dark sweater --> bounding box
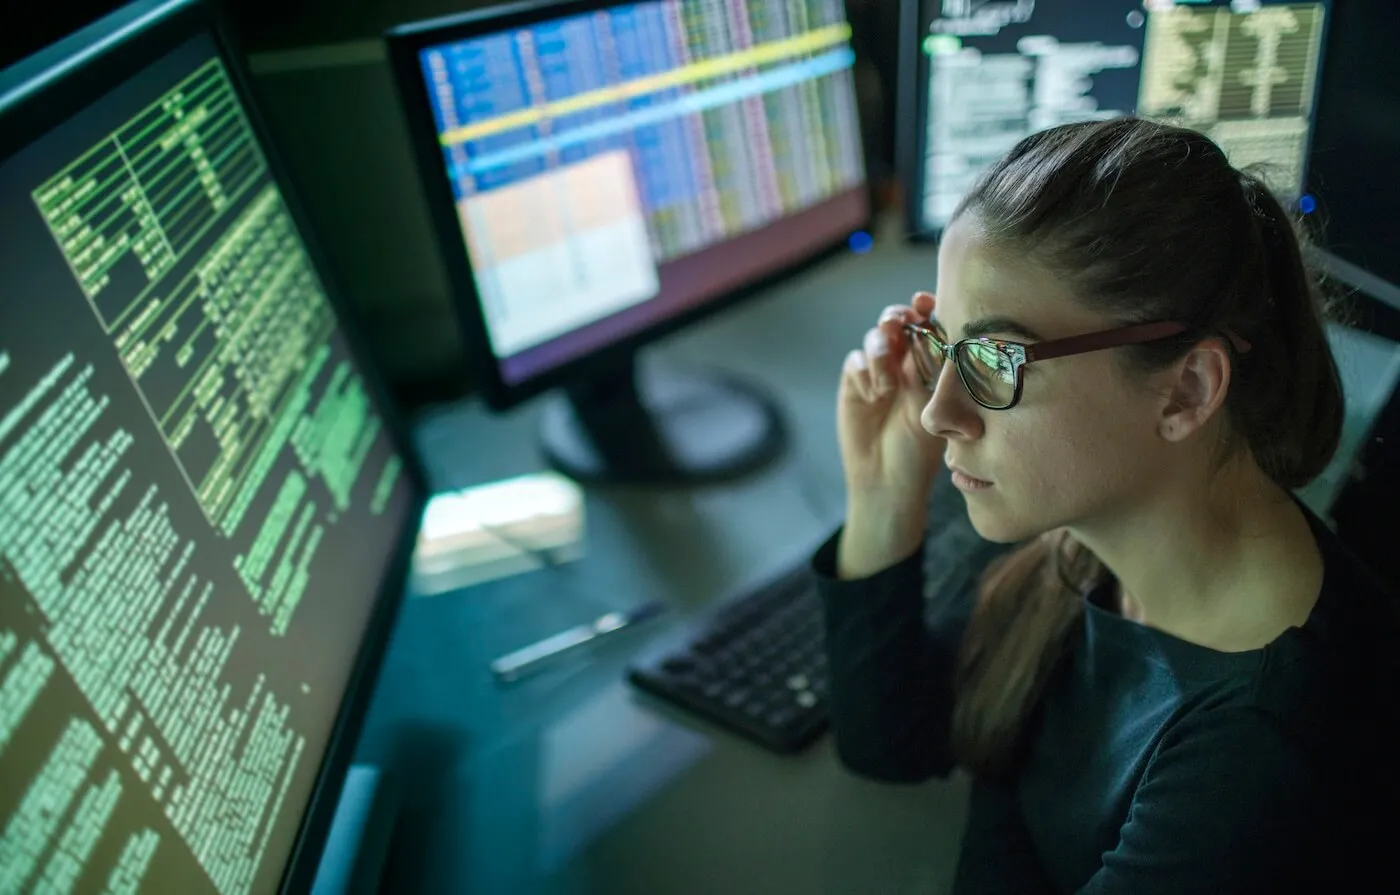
[814,486,1400,894]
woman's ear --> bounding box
[1160,338,1232,442]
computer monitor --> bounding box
[387,0,871,485]
[897,0,1329,239]
[1304,0,1400,305]
[0,1,426,892]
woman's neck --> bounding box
[1069,461,1324,652]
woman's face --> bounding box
[925,216,1175,543]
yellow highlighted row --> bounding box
[436,22,852,146]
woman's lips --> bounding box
[947,459,993,491]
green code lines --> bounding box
[369,457,403,516]
[25,54,399,639]
[233,469,321,636]
[289,362,380,514]
[96,179,337,534]
[32,59,264,320]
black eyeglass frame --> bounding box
[902,318,1252,410]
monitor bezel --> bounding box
[386,0,872,412]
[0,2,430,892]
[894,0,1333,244]
[894,0,937,244]
[1302,0,1400,297]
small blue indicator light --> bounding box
[849,230,874,253]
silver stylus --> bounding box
[490,602,667,682]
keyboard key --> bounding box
[662,656,696,676]
[766,706,798,729]
[626,563,829,754]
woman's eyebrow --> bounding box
[961,315,1043,342]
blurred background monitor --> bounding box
[387,0,871,486]
[898,0,1330,239]
[1304,0,1400,305]
[0,0,426,891]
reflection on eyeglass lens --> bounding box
[958,342,1016,405]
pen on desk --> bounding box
[490,601,667,683]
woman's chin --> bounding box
[965,498,1037,544]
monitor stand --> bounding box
[310,765,397,895]
[539,355,786,486]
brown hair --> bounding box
[947,118,1346,776]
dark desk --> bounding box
[352,230,973,894]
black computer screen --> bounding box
[0,21,417,895]
[393,0,870,392]
[1305,0,1400,290]
[902,0,1327,236]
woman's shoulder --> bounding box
[1259,524,1400,865]
[1248,515,1400,758]
[1301,513,1400,665]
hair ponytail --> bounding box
[944,119,1346,776]
[1230,172,1345,487]
[950,531,1101,775]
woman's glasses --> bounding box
[902,318,1252,410]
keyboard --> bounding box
[627,561,829,753]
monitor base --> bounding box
[310,765,396,895]
[539,359,786,486]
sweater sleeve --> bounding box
[813,476,1016,782]
[813,528,956,781]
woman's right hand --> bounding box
[835,291,947,578]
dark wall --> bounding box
[2,2,127,68]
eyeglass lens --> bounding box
[956,341,1016,408]
[909,327,1017,409]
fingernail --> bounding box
[867,331,888,357]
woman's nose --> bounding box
[921,359,984,441]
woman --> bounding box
[818,117,1400,893]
